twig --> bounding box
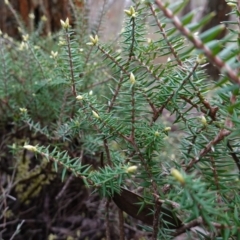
[130,85,136,142]
[227,141,240,174]
[152,200,161,240]
[9,220,25,240]
[64,29,77,97]
[185,128,231,171]
[173,216,240,237]
[153,193,180,209]
[172,217,202,236]
[103,139,112,166]
[105,199,111,240]
[118,208,125,240]
[55,173,75,200]
[149,3,182,66]
[210,156,220,191]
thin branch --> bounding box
[173,216,240,237]
[107,74,125,112]
[55,149,84,200]
[155,0,240,85]
[118,208,125,240]
[149,3,182,66]
[103,139,112,166]
[227,141,240,174]
[105,199,111,240]
[65,30,77,97]
[9,220,25,240]
[128,16,136,61]
[55,173,75,200]
[132,55,163,83]
[185,127,231,172]
[172,217,202,236]
[210,156,220,191]
[97,45,129,75]
[152,92,174,123]
[152,200,161,240]
[130,85,136,142]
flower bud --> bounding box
[19,108,27,113]
[164,127,171,132]
[197,54,206,64]
[29,13,35,19]
[87,35,99,46]
[200,115,207,126]
[227,2,236,8]
[50,51,58,59]
[22,34,29,42]
[124,6,137,18]
[92,110,100,119]
[24,145,37,152]
[129,72,136,84]
[76,95,83,100]
[154,131,160,137]
[41,15,47,22]
[171,168,185,184]
[126,165,138,173]
[60,18,70,29]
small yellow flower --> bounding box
[23,145,37,152]
[87,35,99,46]
[50,51,58,59]
[60,17,70,29]
[22,34,29,42]
[92,110,100,119]
[171,168,185,184]
[19,108,27,113]
[76,95,83,100]
[126,165,138,173]
[129,72,136,84]
[197,54,206,64]
[124,6,137,18]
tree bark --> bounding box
[0,0,84,38]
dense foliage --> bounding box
[1,0,240,239]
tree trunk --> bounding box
[0,0,84,38]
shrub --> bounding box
[1,0,240,239]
